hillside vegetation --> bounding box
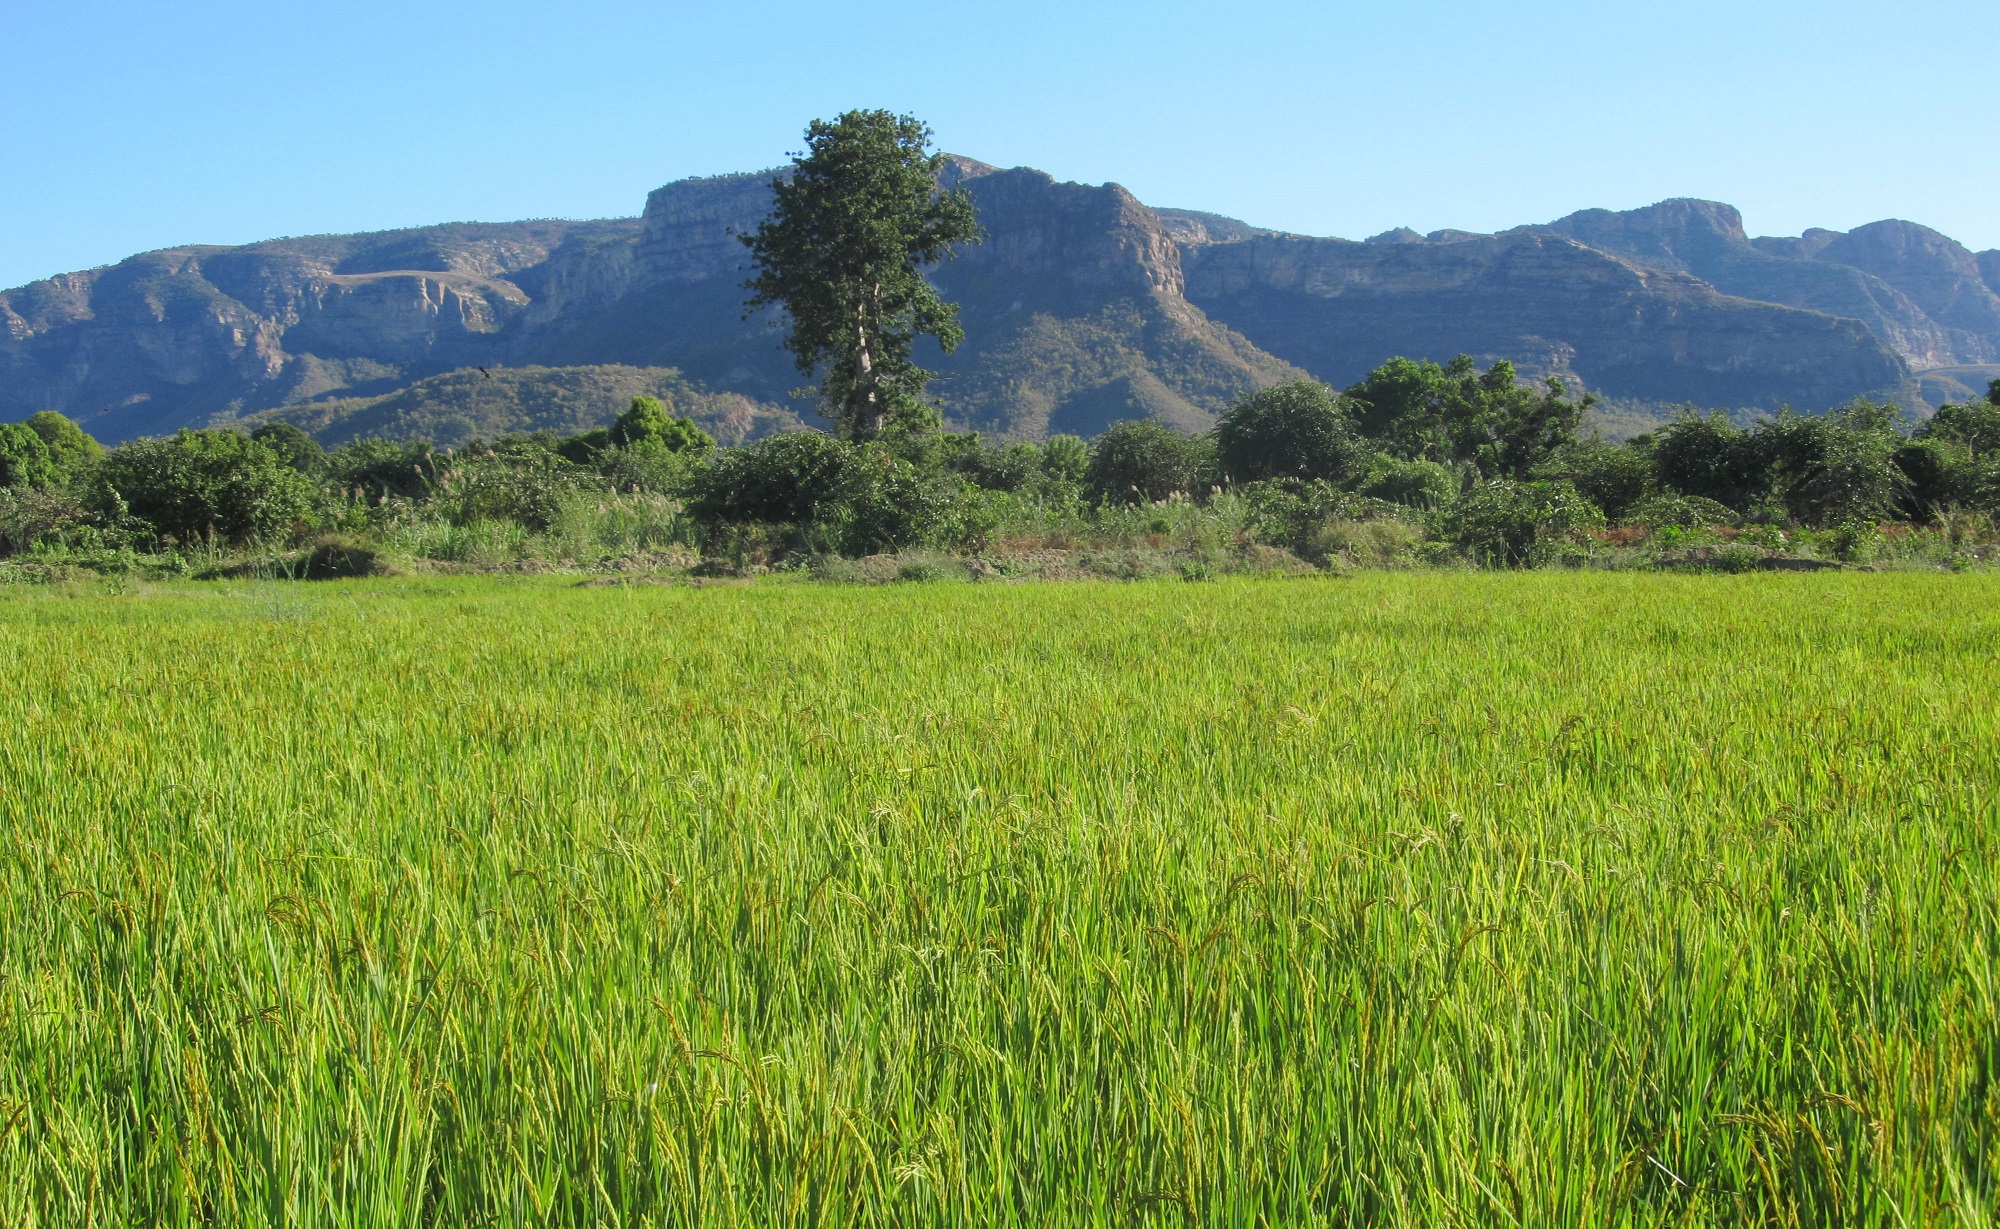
[255,364,803,448]
[4,360,1998,583]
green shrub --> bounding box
[300,533,394,579]
[1214,381,1367,484]
[328,438,442,502]
[1355,455,1457,509]
[249,422,327,475]
[0,486,94,555]
[1532,438,1654,521]
[1626,492,1737,529]
[1440,480,1604,565]
[1758,405,1902,528]
[1651,412,1766,512]
[687,433,978,556]
[688,432,864,528]
[612,396,715,454]
[0,423,57,491]
[24,412,103,478]
[1085,420,1211,505]
[1243,479,1406,562]
[430,438,590,532]
[97,429,317,544]
[557,429,615,467]
[1040,435,1090,484]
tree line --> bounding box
[2,367,1995,570]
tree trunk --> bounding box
[853,298,881,438]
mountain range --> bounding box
[4,156,1997,445]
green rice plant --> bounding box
[0,573,1994,1226]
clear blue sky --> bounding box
[3,0,1996,291]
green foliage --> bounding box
[1342,355,1590,479]
[686,431,979,555]
[1757,404,1903,528]
[1900,396,2000,519]
[0,423,57,491]
[1213,380,1367,484]
[1651,412,1768,513]
[611,396,716,454]
[0,486,94,555]
[743,110,982,439]
[1440,478,1604,564]
[249,421,327,475]
[1923,396,2000,453]
[1242,478,1405,562]
[1354,455,1458,509]
[1532,437,1655,521]
[327,438,442,502]
[96,429,317,544]
[1040,434,1090,484]
[24,411,103,477]
[687,431,864,528]
[430,436,589,532]
[1627,492,1738,529]
[1084,420,1212,505]
[556,429,614,467]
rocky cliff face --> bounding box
[1532,201,1963,366]
[0,221,635,440]
[3,165,1992,442]
[1180,228,1905,409]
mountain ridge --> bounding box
[5,161,1995,444]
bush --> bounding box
[1440,480,1604,565]
[688,432,864,528]
[1758,405,1902,528]
[1040,435,1090,484]
[687,433,977,556]
[1214,381,1367,484]
[1355,455,1457,508]
[430,437,590,531]
[612,396,715,454]
[0,486,94,555]
[328,438,442,502]
[1532,439,1654,521]
[24,412,104,478]
[97,429,318,544]
[1243,479,1404,562]
[1626,492,1737,529]
[1085,420,1211,505]
[1652,412,1766,512]
[1307,518,1425,568]
[249,422,327,475]
[0,423,57,491]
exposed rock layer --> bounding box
[4,165,1994,442]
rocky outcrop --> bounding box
[1180,230,1906,409]
[1794,221,2000,358]
[2,167,1991,442]
[1532,201,1965,366]
[913,170,1301,436]
[0,220,635,439]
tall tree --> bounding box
[744,111,981,440]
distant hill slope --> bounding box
[6,160,1997,443]
[250,364,804,447]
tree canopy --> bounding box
[743,111,981,441]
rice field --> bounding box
[0,572,1995,1226]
